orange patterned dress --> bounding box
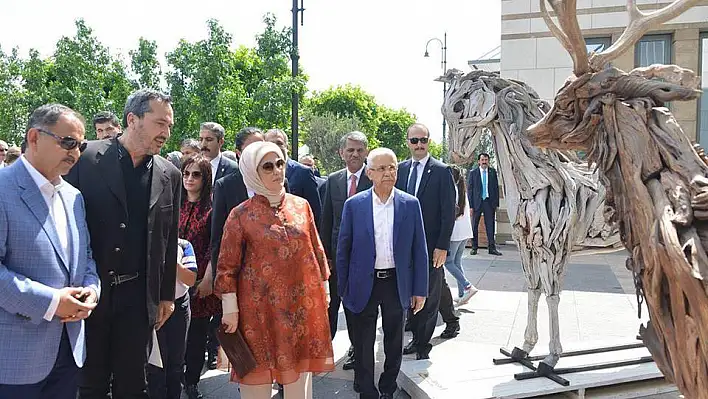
[214,193,334,385]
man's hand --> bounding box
[56,287,97,322]
[222,312,239,334]
[155,300,175,331]
[432,249,448,268]
[195,279,213,298]
[411,296,426,315]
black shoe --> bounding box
[343,355,356,370]
[207,352,217,370]
[404,319,412,332]
[440,325,460,339]
[471,248,478,255]
[416,352,430,360]
[489,249,502,256]
[380,393,394,399]
[347,345,354,357]
[403,340,417,355]
[353,381,361,393]
[185,385,203,399]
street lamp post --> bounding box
[291,0,305,160]
[424,32,447,159]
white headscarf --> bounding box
[239,141,285,207]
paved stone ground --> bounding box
[189,245,681,398]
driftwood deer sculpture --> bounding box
[440,69,621,369]
[526,0,707,397]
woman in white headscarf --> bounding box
[214,141,333,399]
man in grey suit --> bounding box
[0,104,100,399]
[199,122,238,183]
[320,131,372,373]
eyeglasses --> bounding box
[260,159,286,173]
[370,165,397,174]
[183,170,203,179]
[37,128,88,152]
[408,137,429,145]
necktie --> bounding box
[349,174,358,197]
[482,170,488,200]
[407,161,420,195]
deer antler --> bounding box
[589,0,699,71]
[540,0,590,76]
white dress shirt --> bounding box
[20,156,69,321]
[373,190,396,270]
[346,165,365,184]
[407,154,430,195]
[210,153,222,184]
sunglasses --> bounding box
[261,159,286,173]
[37,128,88,152]
[408,137,429,145]
[183,170,203,179]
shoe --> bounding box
[347,345,354,357]
[343,355,356,370]
[470,248,478,255]
[403,340,417,355]
[489,249,502,256]
[207,352,217,370]
[353,380,361,393]
[404,319,412,332]
[416,352,430,360]
[456,286,479,307]
[185,384,204,399]
[380,393,394,399]
[440,324,460,339]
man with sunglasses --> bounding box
[66,89,181,399]
[395,123,457,359]
[0,104,100,399]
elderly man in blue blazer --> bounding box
[337,147,429,399]
[0,104,100,399]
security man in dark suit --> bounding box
[320,131,372,372]
[66,89,181,398]
[467,153,502,256]
[395,123,457,359]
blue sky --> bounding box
[0,0,500,142]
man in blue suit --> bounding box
[337,148,429,399]
[265,128,322,226]
[0,104,100,399]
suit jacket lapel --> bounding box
[416,158,433,198]
[357,172,372,192]
[17,165,70,272]
[393,190,403,247]
[397,160,411,190]
[150,159,169,210]
[363,190,374,239]
[59,187,79,276]
[97,142,127,213]
[338,170,348,198]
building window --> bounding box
[635,34,672,67]
[586,37,612,54]
[699,33,708,146]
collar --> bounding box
[412,154,430,168]
[346,165,365,181]
[372,188,395,206]
[210,153,222,169]
[117,138,153,169]
[20,155,64,193]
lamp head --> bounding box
[424,51,429,57]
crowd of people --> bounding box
[0,88,503,399]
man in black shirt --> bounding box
[66,89,181,398]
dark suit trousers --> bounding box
[147,293,191,399]
[80,279,152,399]
[0,328,79,399]
[328,271,357,346]
[352,274,404,399]
[411,266,443,357]
[439,276,459,327]
[472,199,497,250]
[184,316,210,386]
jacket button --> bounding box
[119,223,126,229]
[114,247,121,252]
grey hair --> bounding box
[366,147,397,167]
[265,128,288,145]
[222,150,237,162]
[339,131,368,149]
[200,122,226,141]
[180,138,199,151]
[27,103,85,134]
[122,89,172,127]
[299,154,314,163]
[0,140,7,149]
[166,151,182,169]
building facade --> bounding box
[500,0,708,143]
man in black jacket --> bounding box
[320,131,372,372]
[467,153,502,256]
[66,89,181,398]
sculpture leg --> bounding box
[542,294,562,367]
[521,288,542,354]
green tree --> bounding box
[307,84,379,134]
[130,38,162,90]
[376,106,416,160]
[302,112,365,174]
[0,46,27,143]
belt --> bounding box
[108,271,140,286]
[375,269,396,279]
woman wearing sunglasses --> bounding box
[215,141,333,399]
[179,155,222,399]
